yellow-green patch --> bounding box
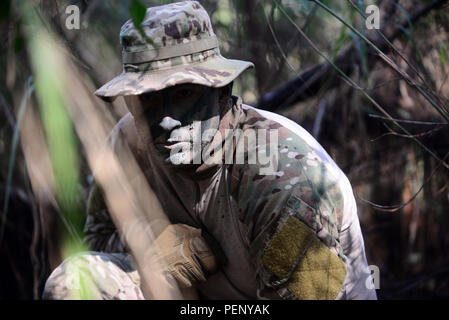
[262,216,346,300]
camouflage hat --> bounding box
[95,1,254,101]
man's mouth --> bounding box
[153,140,192,154]
[151,126,217,165]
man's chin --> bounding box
[163,153,221,178]
[163,152,197,168]
[151,141,221,174]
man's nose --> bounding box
[159,116,181,131]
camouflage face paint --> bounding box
[124,84,221,167]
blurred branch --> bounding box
[0,92,16,129]
[0,77,34,245]
[368,114,449,126]
[370,122,445,141]
[264,5,312,90]
[256,0,449,111]
[357,151,449,212]
[342,76,403,90]
[20,11,184,297]
[347,0,433,90]
[343,0,449,118]
[394,264,449,295]
[270,0,449,170]
[302,0,449,121]
[263,0,296,72]
[241,0,270,94]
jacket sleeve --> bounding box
[83,181,126,253]
[239,152,348,300]
[252,193,347,300]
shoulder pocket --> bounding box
[262,214,346,300]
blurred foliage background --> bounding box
[0,0,448,299]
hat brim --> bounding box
[95,54,254,101]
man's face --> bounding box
[124,84,225,167]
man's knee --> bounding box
[42,252,144,300]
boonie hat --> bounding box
[95,0,254,101]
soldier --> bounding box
[43,1,377,300]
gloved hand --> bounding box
[153,223,218,288]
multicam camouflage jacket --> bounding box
[85,95,377,300]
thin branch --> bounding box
[394,264,449,294]
[311,0,449,122]
[263,0,296,72]
[0,77,34,245]
[357,152,449,212]
[338,73,404,91]
[256,0,449,111]
[368,114,449,125]
[370,122,445,141]
[273,0,449,170]
[347,0,432,92]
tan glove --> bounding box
[153,223,218,288]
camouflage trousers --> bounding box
[43,252,145,300]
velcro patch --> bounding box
[262,216,346,300]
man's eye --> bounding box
[175,89,195,99]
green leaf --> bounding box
[130,0,147,29]
[129,0,156,48]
